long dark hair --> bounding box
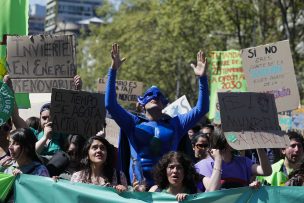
[152,151,199,194]
[66,134,86,162]
[81,136,114,183]
[10,128,41,163]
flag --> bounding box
[0,0,29,79]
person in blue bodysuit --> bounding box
[105,43,209,188]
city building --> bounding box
[29,4,46,35]
[45,0,103,34]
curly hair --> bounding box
[80,136,115,184]
[152,151,199,194]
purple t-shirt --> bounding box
[195,156,253,190]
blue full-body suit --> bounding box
[105,68,209,187]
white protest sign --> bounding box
[241,40,300,112]
[162,95,191,117]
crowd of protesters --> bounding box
[0,43,304,202]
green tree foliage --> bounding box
[77,0,304,105]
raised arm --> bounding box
[177,51,209,133]
[251,149,272,176]
[105,43,137,129]
[202,149,222,192]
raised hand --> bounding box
[111,43,126,70]
[44,122,53,140]
[190,50,208,77]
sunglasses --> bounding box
[195,143,209,149]
[0,123,12,132]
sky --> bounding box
[30,0,46,6]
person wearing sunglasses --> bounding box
[105,43,209,188]
[191,132,209,163]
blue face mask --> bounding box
[137,86,168,107]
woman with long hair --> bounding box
[3,128,49,176]
[70,136,128,192]
[149,151,200,201]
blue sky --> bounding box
[30,0,46,5]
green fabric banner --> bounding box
[0,173,15,202]
[208,50,247,120]
[15,93,31,109]
[0,81,15,125]
[0,0,29,78]
[13,174,304,203]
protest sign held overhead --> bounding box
[105,117,120,147]
[241,40,300,112]
[291,108,304,134]
[97,78,143,103]
[208,50,247,120]
[162,95,191,117]
[6,35,76,93]
[218,92,289,150]
[50,88,106,138]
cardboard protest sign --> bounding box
[6,35,76,93]
[12,78,75,93]
[208,50,247,120]
[291,108,304,132]
[241,40,300,112]
[278,114,292,132]
[213,89,240,125]
[218,92,289,150]
[105,118,120,147]
[97,78,143,103]
[162,95,191,117]
[50,88,105,138]
[0,81,15,126]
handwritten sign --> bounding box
[241,40,300,112]
[97,78,143,103]
[292,108,304,131]
[162,95,191,117]
[51,88,105,138]
[218,92,288,149]
[208,50,247,120]
[6,35,76,92]
[278,114,292,132]
[105,118,120,147]
[11,78,75,93]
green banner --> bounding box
[13,174,304,203]
[0,81,15,125]
[0,173,15,202]
[0,0,29,78]
[208,50,247,120]
[15,93,31,109]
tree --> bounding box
[78,0,304,105]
